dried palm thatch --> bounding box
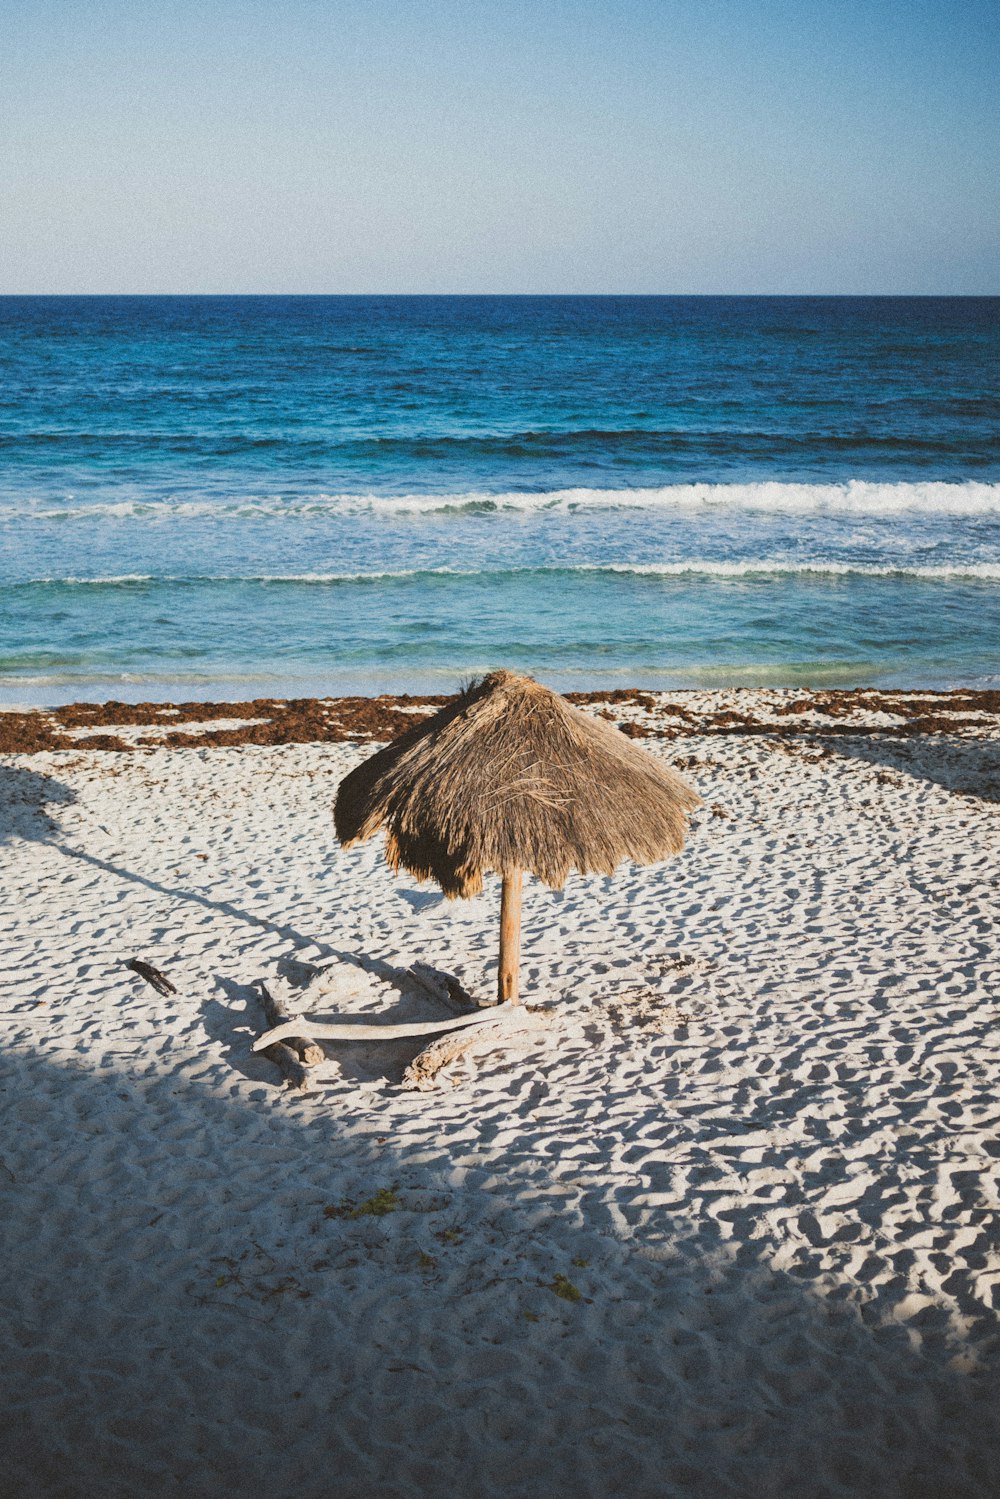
[336,672,701,1006]
[336,670,700,899]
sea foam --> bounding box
[5,480,1000,523]
[15,560,1000,587]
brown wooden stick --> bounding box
[497,869,523,1005]
[257,980,324,1065]
[125,958,177,997]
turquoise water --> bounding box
[1,296,997,701]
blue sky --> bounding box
[1,0,996,292]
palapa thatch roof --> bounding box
[334,670,701,898]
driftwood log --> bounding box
[257,981,325,1064]
[255,980,324,1091]
[251,960,550,1090]
[401,1007,549,1091]
[260,1040,312,1092]
[252,1003,550,1091]
[253,1007,501,1051]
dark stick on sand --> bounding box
[124,958,177,997]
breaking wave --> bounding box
[15,560,1000,587]
[4,480,1000,523]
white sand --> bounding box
[1,691,998,1498]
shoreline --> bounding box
[2,658,998,712]
[2,684,998,757]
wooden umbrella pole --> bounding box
[498,868,523,1005]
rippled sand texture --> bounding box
[1,691,998,1498]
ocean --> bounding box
[1,295,997,703]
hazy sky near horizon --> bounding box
[1,0,997,294]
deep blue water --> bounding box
[1,295,997,701]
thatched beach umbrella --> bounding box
[334,671,701,1005]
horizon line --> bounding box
[2,290,999,299]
